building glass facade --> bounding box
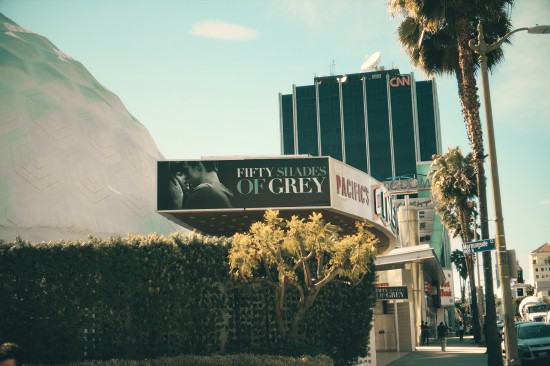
[279,94,294,155]
[415,80,440,162]
[365,73,393,180]
[389,74,417,179]
[318,82,342,161]
[342,77,368,173]
[295,85,318,156]
[279,69,441,183]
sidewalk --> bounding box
[378,335,487,366]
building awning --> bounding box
[375,244,445,284]
[160,207,395,255]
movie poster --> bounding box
[157,157,331,210]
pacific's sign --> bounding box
[335,175,369,205]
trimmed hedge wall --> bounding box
[31,354,334,366]
[0,233,375,365]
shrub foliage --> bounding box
[229,210,378,343]
[0,231,376,365]
[31,354,334,366]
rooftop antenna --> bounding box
[330,60,337,76]
[360,51,382,72]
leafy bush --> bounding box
[30,354,334,366]
[0,233,375,365]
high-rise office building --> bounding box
[279,69,441,182]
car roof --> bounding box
[517,321,550,327]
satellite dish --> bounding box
[360,51,381,72]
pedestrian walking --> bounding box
[420,321,430,345]
[458,320,465,341]
[437,321,449,351]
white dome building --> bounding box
[0,14,180,242]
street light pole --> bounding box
[469,23,550,366]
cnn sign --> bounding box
[389,75,411,87]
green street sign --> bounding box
[463,238,496,254]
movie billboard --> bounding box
[157,157,331,210]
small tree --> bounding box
[525,284,535,296]
[450,249,468,303]
[228,210,378,342]
[455,300,470,322]
[513,296,526,319]
[430,147,481,342]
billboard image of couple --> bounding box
[157,158,331,211]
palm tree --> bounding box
[430,147,480,342]
[387,1,513,364]
[525,284,535,296]
[450,249,468,303]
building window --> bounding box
[536,275,539,279]
[536,268,539,272]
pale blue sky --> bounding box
[1,0,549,284]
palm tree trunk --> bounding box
[466,254,480,341]
[459,206,481,343]
[454,12,502,366]
[459,208,481,343]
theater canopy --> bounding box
[374,244,445,284]
[157,156,396,255]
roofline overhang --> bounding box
[375,244,445,284]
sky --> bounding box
[1,0,549,288]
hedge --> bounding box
[0,233,375,365]
[30,354,334,366]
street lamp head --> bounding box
[527,25,550,34]
[337,75,348,83]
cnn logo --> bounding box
[389,75,411,87]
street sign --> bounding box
[375,286,408,300]
[463,238,496,254]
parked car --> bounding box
[502,322,550,364]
